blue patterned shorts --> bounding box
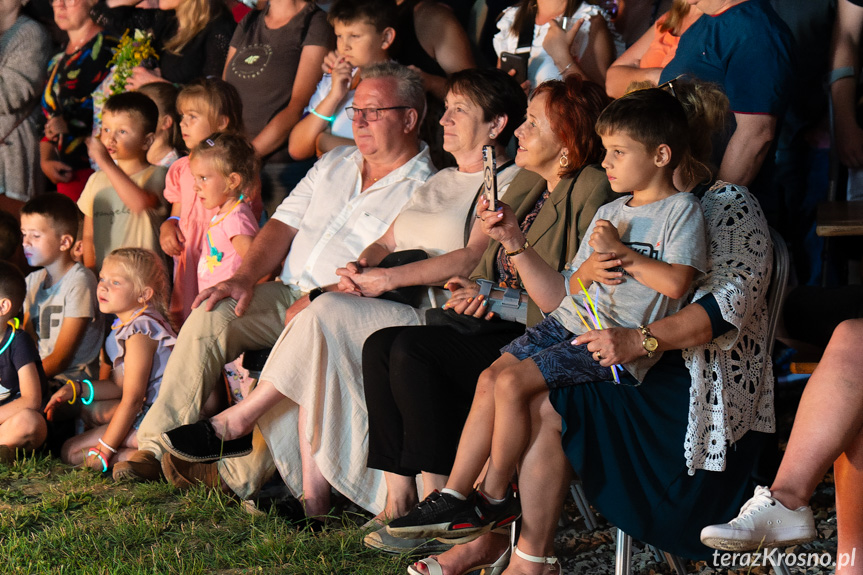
[500,316,613,390]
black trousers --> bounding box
[362,323,524,476]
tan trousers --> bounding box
[136,281,301,498]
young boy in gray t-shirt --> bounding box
[20,195,104,383]
[503,88,707,386]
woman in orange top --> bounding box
[605,0,701,98]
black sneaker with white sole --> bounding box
[387,486,520,543]
[386,491,473,539]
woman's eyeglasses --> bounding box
[345,106,411,122]
[657,75,685,99]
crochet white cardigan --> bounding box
[682,181,775,474]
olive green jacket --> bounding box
[470,165,615,326]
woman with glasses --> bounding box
[161,68,527,522]
[40,0,118,200]
[0,0,51,202]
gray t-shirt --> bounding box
[550,192,707,381]
[24,263,104,380]
[225,4,334,164]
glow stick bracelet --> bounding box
[87,449,108,473]
[98,438,117,454]
[66,380,77,404]
[81,379,95,405]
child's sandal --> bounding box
[513,546,560,573]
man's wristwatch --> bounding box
[308,287,325,301]
[638,325,658,358]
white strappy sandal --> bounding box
[406,546,511,575]
[513,546,560,573]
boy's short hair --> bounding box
[103,92,159,135]
[0,261,26,316]
[0,210,21,261]
[595,88,689,170]
[328,0,397,31]
[21,193,82,239]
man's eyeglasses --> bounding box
[346,106,411,122]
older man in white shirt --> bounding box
[115,63,435,485]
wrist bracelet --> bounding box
[309,107,335,123]
[167,216,180,223]
[87,449,108,473]
[66,379,77,405]
[505,239,530,257]
[829,66,855,85]
[98,438,117,454]
[80,379,95,405]
[560,61,573,75]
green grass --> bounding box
[0,454,406,574]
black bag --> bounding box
[425,306,524,336]
[376,249,430,307]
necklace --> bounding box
[111,305,149,331]
[66,25,98,55]
[205,195,244,272]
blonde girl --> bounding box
[158,79,261,326]
[189,133,260,290]
[137,82,184,167]
[45,248,176,472]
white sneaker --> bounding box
[700,486,816,551]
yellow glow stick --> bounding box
[570,298,592,332]
[577,278,603,329]
[576,278,621,383]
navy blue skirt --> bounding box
[549,351,766,559]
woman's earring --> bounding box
[489,132,496,139]
[559,151,569,168]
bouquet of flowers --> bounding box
[107,29,159,95]
[92,29,158,136]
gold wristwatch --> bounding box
[638,325,658,358]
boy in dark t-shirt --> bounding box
[0,261,48,463]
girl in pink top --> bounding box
[158,79,262,326]
[189,133,259,291]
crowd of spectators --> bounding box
[1,0,862,573]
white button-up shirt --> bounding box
[272,144,435,292]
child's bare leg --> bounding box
[0,409,48,450]
[81,399,119,427]
[482,358,548,499]
[115,428,140,462]
[444,353,521,495]
[61,425,107,465]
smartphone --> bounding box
[500,52,528,86]
[482,145,497,211]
